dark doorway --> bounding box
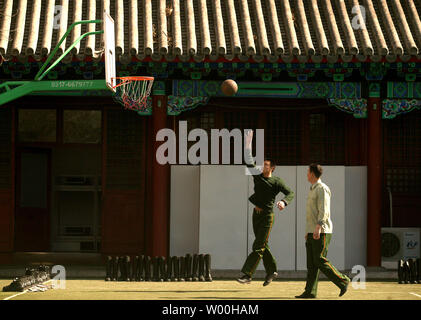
[15,148,51,251]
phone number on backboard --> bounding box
[50,81,96,88]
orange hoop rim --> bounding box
[112,76,154,89]
[113,76,154,81]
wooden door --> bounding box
[101,109,147,254]
[15,148,51,251]
[0,106,14,252]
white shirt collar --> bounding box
[311,179,321,190]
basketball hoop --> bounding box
[112,76,154,111]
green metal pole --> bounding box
[0,80,107,106]
[35,19,103,81]
[36,30,104,81]
[0,20,110,106]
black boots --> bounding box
[144,256,152,281]
[403,260,411,284]
[105,254,212,282]
[192,254,199,281]
[417,258,421,284]
[112,256,119,281]
[172,256,179,281]
[408,259,418,284]
[198,254,205,282]
[137,255,145,281]
[125,256,131,281]
[185,254,193,281]
[166,256,173,281]
[189,254,212,282]
[105,256,112,281]
[118,256,130,281]
[398,259,405,284]
[131,256,139,282]
[204,254,212,282]
[179,257,186,281]
[152,256,160,281]
[159,256,166,281]
[399,259,419,284]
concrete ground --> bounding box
[1,279,421,300]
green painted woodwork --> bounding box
[328,99,368,118]
[369,83,381,98]
[382,99,421,119]
[171,80,361,99]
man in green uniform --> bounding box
[296,164,350,298]
[237,130,294,286]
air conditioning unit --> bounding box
[381,228,420,269]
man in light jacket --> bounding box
[296,164,350,299]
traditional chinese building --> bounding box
[0,0,420,268]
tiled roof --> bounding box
[0,0,420,64]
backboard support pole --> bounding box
[0,80,107,105]
[35,19,103,81]
[0,17,111,106]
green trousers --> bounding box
[241,210,276,276]
[305,233,350,296]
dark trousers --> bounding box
[241,210,276,276]
[305,233,350,296]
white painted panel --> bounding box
[345,167,367,269]
[170,165,200,256]
[247,167,297,271]
[296,166,309,271]
[199,166,249,269]
[296,166,345,271]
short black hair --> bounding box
[264,158,276,171]
[309,163,323,178]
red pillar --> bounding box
[367,97,382,266]
[151,94,170,257]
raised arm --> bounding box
[244,130,256,168]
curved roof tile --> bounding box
[0,0,419,63]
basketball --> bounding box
[221,79,238,96]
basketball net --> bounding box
[112,76,154,111]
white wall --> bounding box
[199,166,248,269]
[169,166,200,256]
[345,167,367,268]
[170,165,367,271]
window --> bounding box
[106,110,145,190]
[266,111,301,165]
[63,110,102,144]
[18,109,56,142]
[384,110,421,194]
[0,107,12,188]
[180,111,216,164]
[308,112,345,165]
[185,111,216,134]
[224,111,258,165]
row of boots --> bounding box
[398,258,420,284]
[105,254,212,282]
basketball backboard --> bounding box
[104,10,116,92]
